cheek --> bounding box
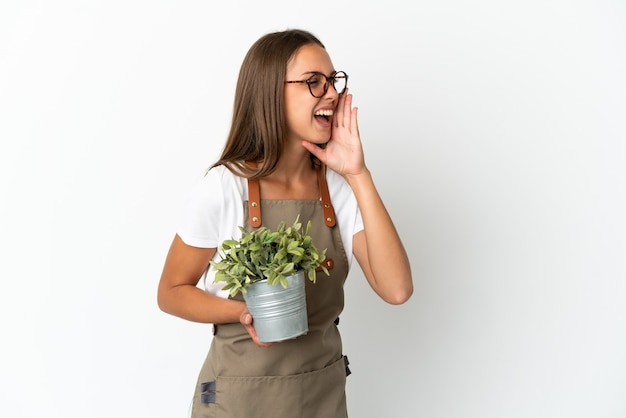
[284,106,301,132]
[284,96,312,131]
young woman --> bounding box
[157,28,413,417]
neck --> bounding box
[259,150,320,200]
[268,141,316,180]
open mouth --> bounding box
[314,109,333,123]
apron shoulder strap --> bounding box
[246,162,262,228]
[245,162,336,228]
[316,164,336,227]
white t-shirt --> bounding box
[177,164,364,298]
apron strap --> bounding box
[246,163,336,228]
[245,162,262,228]
[316,164,336,227]
[247,176,262,228]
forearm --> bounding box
[346,169,413,303]
[158,283,246,324]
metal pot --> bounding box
[243,270,308,343]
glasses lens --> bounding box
[332,72,347,94]
[307,74,326,97]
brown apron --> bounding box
[191,165,351,418]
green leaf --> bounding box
[281,262,295,275]
[221,239,239,249]
[288,247,304,257]
[212,215,328,292]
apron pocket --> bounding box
[214,356,348,418]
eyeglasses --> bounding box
[285,71,348,98]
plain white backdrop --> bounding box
[1,1,625,417]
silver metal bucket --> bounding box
[243,270,308,343]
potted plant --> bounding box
[211,216,330,342]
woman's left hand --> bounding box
[302,90,365,176]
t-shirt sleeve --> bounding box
[176,168,224,248]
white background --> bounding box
[1,1,625,417]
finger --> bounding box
[341,93,353,129]
[251,330,274,347]
[249,328,274,347]
[301,140,327,161]
[340,91,350,127]
[334,89,348,128]
[241,312,274,347]
[351,106,359,136]
[240,310,252,325]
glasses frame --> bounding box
[285,71,348,98]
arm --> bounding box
[157,234,245,323]
[157,234,273,346]
[348,171,413,304]
[301,91,413,304]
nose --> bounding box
[323,81,339,99]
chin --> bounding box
[305,136,329,145]
[314,133,332,144]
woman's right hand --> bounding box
[240,308,275,348]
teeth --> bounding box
[314,109,333,116]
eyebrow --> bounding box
[299,70,338,77]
